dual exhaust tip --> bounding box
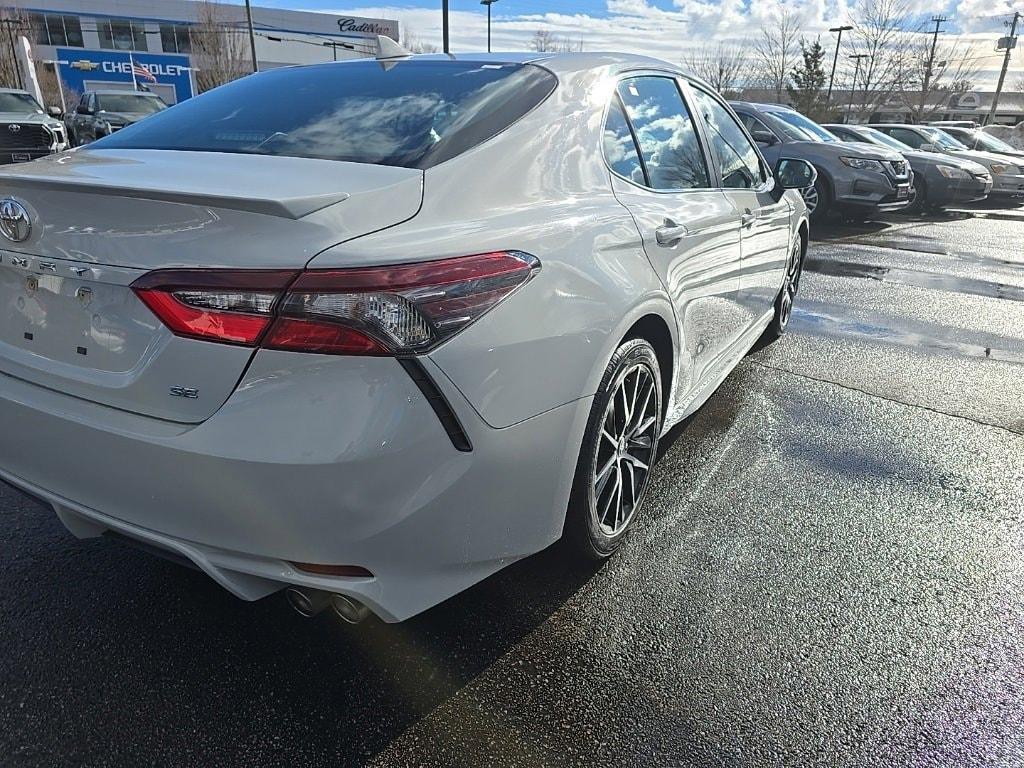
[285,586,370,624]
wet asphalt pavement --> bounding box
[2,204,1024,767]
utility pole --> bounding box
[0,18,24,89]
[846,54,867,123]
[919,16,946,120]
[442,0,450,54]
[244,0,259,72]
[988,11,1021,126]
[827,25,853,106]
[481,0,499,53]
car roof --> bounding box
[868,123,924,130]
[90,89,163,96]
[728,101,796,113]
[0,88,32,95]
[319,51,716,90]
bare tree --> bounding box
[530,29,558,53]
[845,0,911,119]
[684,42,748,97]
[890,32,981,122]
[0,6,29,91]
[754,2,800,101]
[400,23,438,54]
[191,0,249,93]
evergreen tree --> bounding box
[787,37,829,121]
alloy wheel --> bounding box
[801,184,819,215]
[779,239,802,328]
[593,363,659,536]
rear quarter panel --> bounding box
[308,64,676,429]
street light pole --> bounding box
[827,25,853,106]
[442,0,450,54]
[846,54,867,123]
[244,0,259,72]
[481,0,499,53]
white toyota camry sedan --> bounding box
[0,50,812,623]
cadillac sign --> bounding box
[337,17,398,39]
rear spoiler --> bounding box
[0,174,350,220]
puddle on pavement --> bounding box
[789,304,1024,365]
[804,259,1024,303]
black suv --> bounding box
[66,90,168,146]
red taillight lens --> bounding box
[131,252,539,355]
[132,269,298,346]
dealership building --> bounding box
[20,0,399,104]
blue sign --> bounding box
[56,48,194,104]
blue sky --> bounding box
[234,0,1022,87]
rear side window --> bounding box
[88,60,557,169]
[885,128,925,149]
[603,98,644,184]
[616,76,710,191]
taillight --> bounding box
[132,270,298,346]
[131,251,540,355]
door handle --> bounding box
[655,219,689,247]
[741,211,756,228]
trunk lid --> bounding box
[0,149,423,422]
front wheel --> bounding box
[801,171,830,222]
[566,338,662,560]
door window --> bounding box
[616,77,710,191]
[885,128,926,149]
[691,88,767,189]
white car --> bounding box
[0,51,812,623]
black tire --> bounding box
[765,234,805,340]
[804,171,831,222]
[566,338,662,560]
[904,175,927,215]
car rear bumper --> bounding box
[0,351,592,622]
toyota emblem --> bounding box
[0,199,32,242]
[8,124,20,133]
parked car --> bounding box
[938,125,1024,163]
[730,102,912,221]
[824,123,991,213]
[868,124,1024,200]
[65,90,167,146]
[926,120,979,130]
[0,52,813,624]
[0,88,68,164]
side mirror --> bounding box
[775,158,817,190]
[920,142,941,152]
[46,105,62,118]
[752,129,778,146]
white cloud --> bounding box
[317,2,1022,88]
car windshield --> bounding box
[921,126,968,150]
[89,60,558,169]
[0,92,43,113]
[97,94,166,114]
[763,110,838,142]
[970,131,1018,154]
[858,126,912,152]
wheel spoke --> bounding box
[595,454,617,493]
[600,466,621,526]
[630,414,658,440]
[601,428,617,446]
[623,453,649,472]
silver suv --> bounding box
[0,88,69,164]
[731,102,912,221]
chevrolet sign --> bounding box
[70,59,100,72]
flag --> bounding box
[131,61,157,83]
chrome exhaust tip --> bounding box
[284,586,330,618]
[331,593,370,624]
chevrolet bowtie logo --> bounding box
[69,59,100,71]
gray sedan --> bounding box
[731,102,912,221]
[824,123,991,213]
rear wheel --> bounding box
[766,234,804,340]
[566,338,662,560]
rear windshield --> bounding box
[97,94,166,113]
[89,59,558,169]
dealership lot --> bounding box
[2,204,1023,766]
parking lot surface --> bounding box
[2,205,1023,767]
